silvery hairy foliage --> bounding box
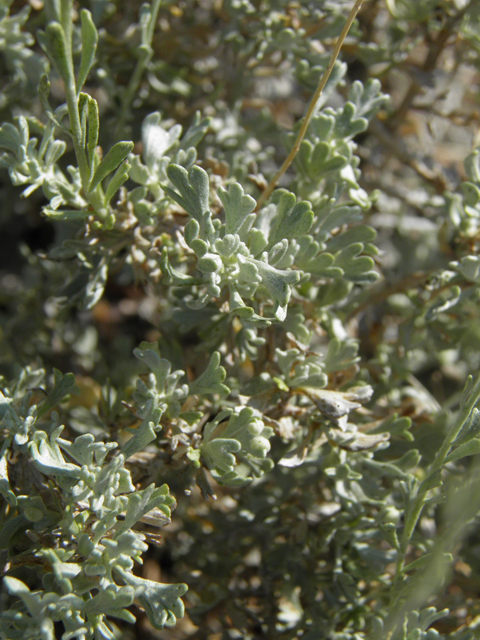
[0,0,48,113]
[1,0,480,639]
[0,365,186,639]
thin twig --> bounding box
[254,0,365,212]
[392,3,471,127]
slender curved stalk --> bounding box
[384,371,480,637]
[254,0,365,212]
[400,372,480,566]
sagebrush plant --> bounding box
[1,0,480,638]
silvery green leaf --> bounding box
[186,293,210,309]
[56,257,109,310]
[314,203,363,237]
[237,258,260,287]
[349,184,371,209]
[228,286,256,320]
[295,237,342,278]
[418,470,443,495]
[201,437,242,478]
[201,407,273,485]
[268,239,289,266]
[395,449,421,471]
[15,366,46,399]
[176,146,197,169]
[290,358,327,389]
[134,344,180,389]
[30,429,81,478]
[2,576,31,598]
[283,306,311,347]
[77,9,98,91]
[0,394,15,431]
[178,111,211,150]
[425,285,462,320]
[43,207,90,221]
[58,434,116,467]
[268,192,313,247]
[121,411,161,460]
[198,253,223,273]
[189,352,229,396]
[160,248,200,285]
[461,374,475,410]
[334,242,378,283]
[303,387,371,421]
[129,155,150,185]
[115,568,187,629]
[248,228,268,257]
[190,237,208,256]
[245,256,300,321]
[311,141,348,174]
[295,58,346,106]
[39,22,74,89]
[370,414,414,441]
[454,408,480,445]
[44,139,66,167]
[215,234,241,258]
[462,181,480,206]
[39,548,82,592]
[323,338,360,373]
[86,95,99,175]
[275,348,301,379]
[348,78,389,120]
[89,141,134,192]
[0,438,16,505]
[37,368,79,418]
[331,101,368,140]
[446,438,480,463]
[105,159,131,204]
[327,428,389,451]
[82,584,135,618]
[184,218,199,246]
[297,139,347,179]
[404,554,453,577]
[142,112,182,168]
[410,607,450,633]
[38,74,64,130]
[278,440,310,468]
[465,148,480,183]
[326,225,377,253]
[451,255,480,283]
[165,163,210,221]
[341,385,374,403]
[365,456,409,479]
[1,576,83,634]
[221,408,273,458]
[0,117,29,153]
[115,483,172,535]
[235,325,266,361]
[218,182,256,235]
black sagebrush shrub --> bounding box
[1,1,480,638]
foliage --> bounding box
[1,0,480,639]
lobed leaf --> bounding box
[218,182,257,235]
[115,569,187,629]
[189,352,230,396]
[165,163,210,221]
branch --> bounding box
[254,0,365,212]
